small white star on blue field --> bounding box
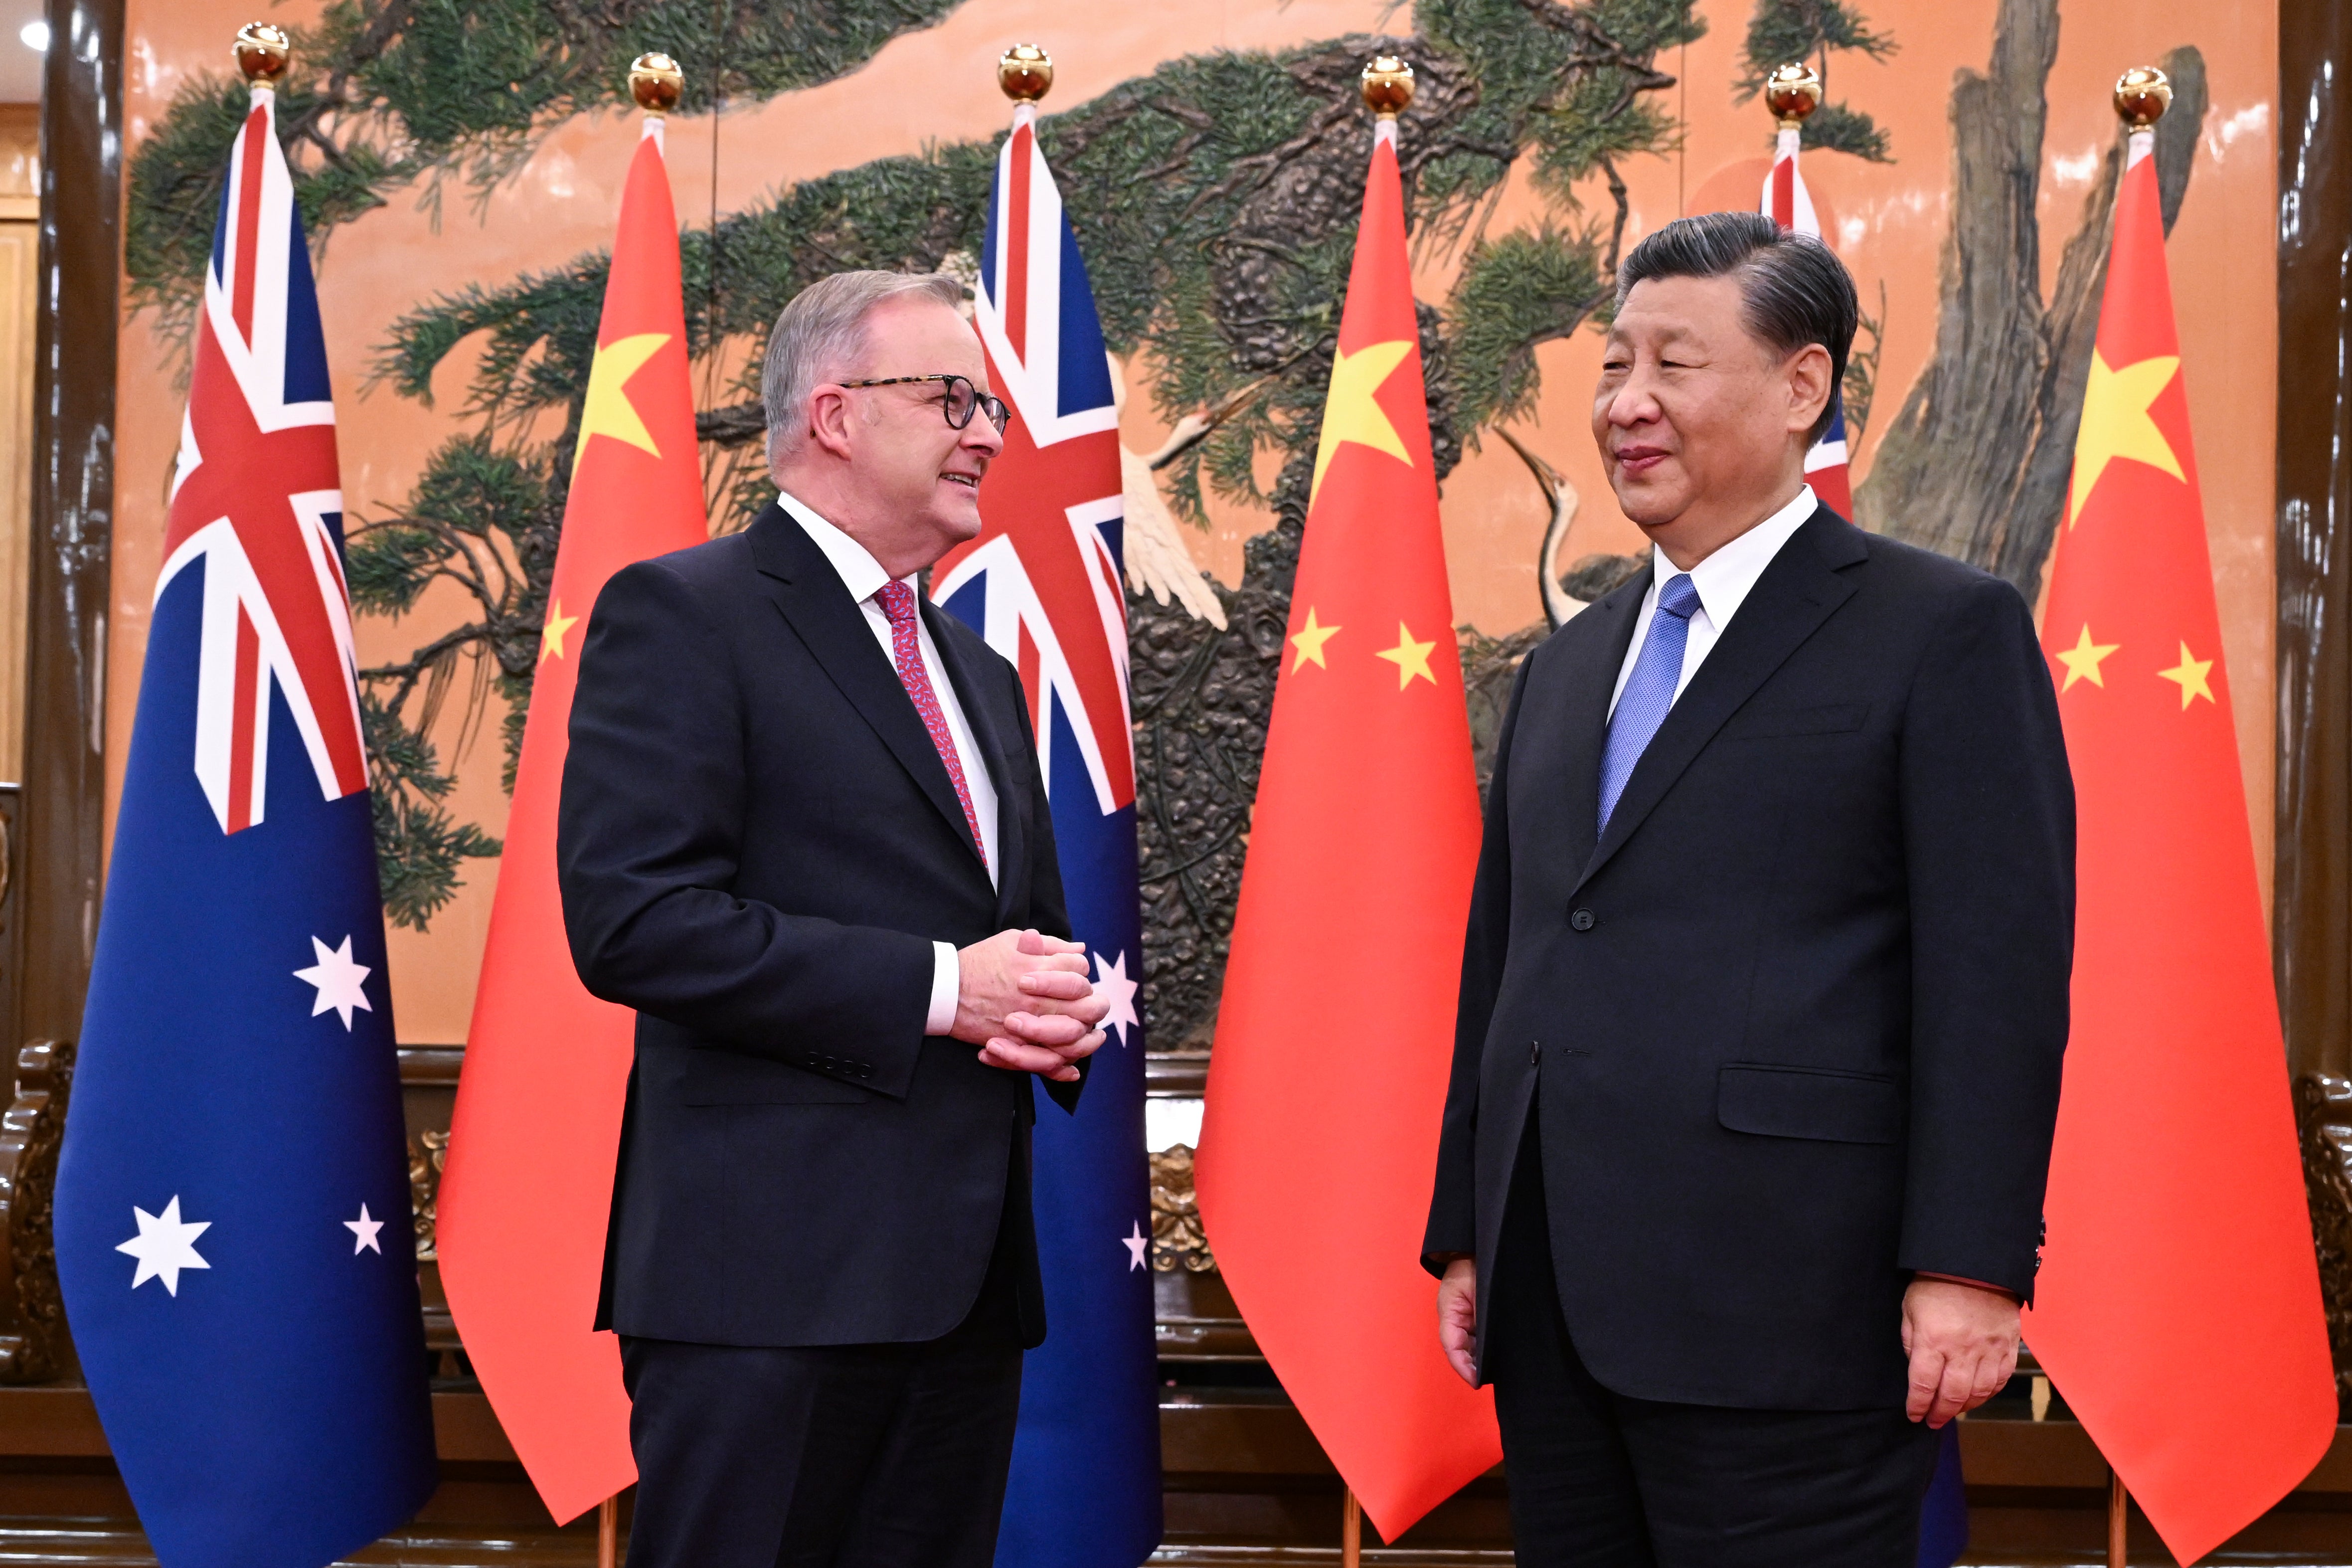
[345,1204,384,1255]
[1123,1220,1149,1271]
[117,1197,212,1296]
[294,934,374,1030]
[1093,950,1141,1046]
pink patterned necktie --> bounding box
[875,581,988,871]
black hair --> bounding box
[1615,210,1857,445]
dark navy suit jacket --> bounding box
[559,502,1079,1349]
[1423,507,2074,1409]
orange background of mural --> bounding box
[112,0,2280,1041]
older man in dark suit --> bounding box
[559,270,1110,1567]
[1425,212,2074,1565]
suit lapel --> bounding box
[1575,508,1864,893]
[1545,581,1647,874]
[748,504,990,876]
[923,596,1028,924]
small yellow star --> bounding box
[573,332,672,472]
[2067,348,2184,528]
[2054,624,2120,692]
[1310,340,1415,506]
[1289,607,1342,671]
[541,600,581,662]
[1374,621,1438,689]
[2156,641,2215,708]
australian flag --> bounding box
[933,102,1162,1568]
[52,84,436,1568]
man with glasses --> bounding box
[558,270,1109,1567]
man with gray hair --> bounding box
[559,269,1109,1566]
[1424,211,2074,1562]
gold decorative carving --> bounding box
[1150,1143,1215,1273]
[2296,1073,2352,1413]
[0,1040,72,1383]
[409,1127,449,1261]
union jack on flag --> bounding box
[1761,124,1855,521]
[54,83,434,1568]
[932,103,1162,1568]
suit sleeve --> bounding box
[1422,654,1533,1272]
[1896,574,2075,1300]
[1008,657,1089,1119]
[557,559,937,1099]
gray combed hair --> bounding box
[761,270,966,466]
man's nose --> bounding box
[1606,370,1662,429]
[964,412,1006,458]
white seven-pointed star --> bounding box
[117,1197,212,1296]
[345,1204,384,1255]
[1123,1220,1149,1271]
[1092,950,1141,1047]
[294,935,374,1031]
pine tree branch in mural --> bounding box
[1735,0,1897,162]
[1853,11,2206,597]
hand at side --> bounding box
[954,928,1109,1083]
[1436,1258,1479,1386]
[1901,1275,2020,1427]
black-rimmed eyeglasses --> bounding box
[838,374,1011,433]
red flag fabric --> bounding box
[434,121,709,1523]
[1194,122,1501,1543]
[2020,130,2333,1563]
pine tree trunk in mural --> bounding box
[1854,0,2206,600]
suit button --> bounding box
[1569,907,1596,932]
[1530,1041,1541,1065]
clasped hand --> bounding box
[954,928,1109,1083]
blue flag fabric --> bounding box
[52,86,435,1568]
[1917,1421,1970,1568]
[933,104,1162,1568]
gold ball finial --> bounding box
[1000,44,1053,104]
[1764,61,1823,127]
[1361,54,1415,120]
[630,52,684,115]
[2113,66,2172,130]
[234,21,291,84]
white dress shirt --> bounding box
[776,491,998,1036]
[1607,485,1819,719]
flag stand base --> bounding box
[1342,1488,1361,1568]
[2108,1469,2128,1567]
[599,1494,620,1568]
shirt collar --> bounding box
[1654,484,1818,628]
[775,489,909,605]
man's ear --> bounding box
[1786,343,1835,437]
[807,386,856,461]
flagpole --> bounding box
[2089,65,2170,1568]
[1342,1487,1362,1568]
[598,1494,620,1568]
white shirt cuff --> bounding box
[926,941,959,1037]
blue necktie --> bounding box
[1599,572,1702,832]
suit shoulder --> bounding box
[593,532,753,613]
[1853,528,2020,611]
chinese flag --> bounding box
[434,121,708,1522]
[1193,123,1501,1543]
[2021,132,2333,1562]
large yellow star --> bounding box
[1289,607,1341,671]
[2053,623,2120,692]
[541,599,581,662]
[572,332,672,472]
[2066,348,2184,528]
[1374,621,1438,689]
[2157,641,2215,708]
[1309,340,1415,505]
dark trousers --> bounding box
[1488,1119,1938,1568]
[621,1175,1030,1568]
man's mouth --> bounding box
[942,472,982,491]
[1613,445,1671,477]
